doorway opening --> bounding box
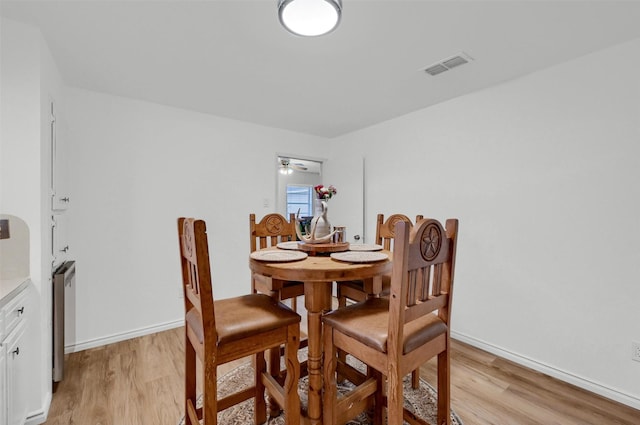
[276,156,323,221]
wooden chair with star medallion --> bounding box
[335,213,424,387]
[250,213,305,311]
[250,213,309,415]
[323,218,459,425]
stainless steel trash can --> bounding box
[52,260,75,386]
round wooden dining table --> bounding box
[249,247,392,425]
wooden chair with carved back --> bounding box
[178,217,301,425]
[336,213,424,387]
[250,213,305,311]
[323,218,459,425]
[250,213,309,395]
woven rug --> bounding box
[178,352,463,425]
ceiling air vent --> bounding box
[424,63,449,76]
[424,52,473,76]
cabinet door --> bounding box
[51,214,70,268]
[0,344,6,425]
[5,320,27,425]
[50,100,71,212]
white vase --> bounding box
[309,198,331,238]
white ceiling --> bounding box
[2,0,640,138]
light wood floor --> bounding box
[44,326,639,425]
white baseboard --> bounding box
[65,319,184,354]
[451,330,640,411]
[26,390,51,425]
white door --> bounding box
[323,156,365,244]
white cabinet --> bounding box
[50,100,71,212]
[0,286,29,425]
[51,214,70,268]
[0,337,5,425]
[4,321,27,425]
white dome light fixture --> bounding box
[278,0,342,37]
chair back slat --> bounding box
[432,263,443,297]
[407,269,417,307]
[190,262,200,295]
[418,266,431,301]
[389,218,459,348]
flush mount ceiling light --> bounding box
[278,0,342,37]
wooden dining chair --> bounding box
[178,217,301,425]
[323,218,459,425]
[335,213,423,387]
[250,213,309,386]
[250,213,305,311]
[336,213,423,306]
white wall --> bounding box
[330,38,640,408]
[64,88,327,350]
[1,18,59,421]
[0,19,41,281]
[37,24,63,421]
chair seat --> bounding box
[186,293,301,345]
[322,297,447,354]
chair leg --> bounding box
[411,368,420,389]
[437,348,451,425]
[267,290,284,418]
[185,340,198,425]
[268,347,282,417]
[322,325,338,425]
[203,360,218,425]
[255,352,267,424]
[283,324,301,425]
[386,367,403,425]
[338,295,347,309]
[372,368,384,425]
[336,289,347,382]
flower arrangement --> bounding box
[314,184,337,200]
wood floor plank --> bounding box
[44,328,640,425]
[420,340,640,425]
